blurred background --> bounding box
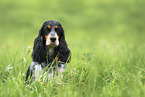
[0,0,145,68]
[1,1,145,96]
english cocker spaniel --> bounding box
[25,20,71,83]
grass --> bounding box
[0,0,145,97]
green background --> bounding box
[0,0,145,97]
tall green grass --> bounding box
[0,0,145,97]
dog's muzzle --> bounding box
[46,32,59,47]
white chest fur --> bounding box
[30,62,65,82]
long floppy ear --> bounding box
[32,28,47,63]
[59,27,71,63]
[38,27,43,37]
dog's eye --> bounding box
[44,26,51,32]
[55,26,60,32]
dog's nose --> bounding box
[50,37,56,42]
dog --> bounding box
[25,20,71,83]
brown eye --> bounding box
[55,26,60,32]
[44,25,51,33]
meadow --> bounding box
[0,0,145,97]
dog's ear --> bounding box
[58,23,65,41]
[59,25,71,63]
[32,27,47,63]
[32,36,47,63]
[38,27,43,37]
[59,39,71,63]
[38,27,45,42]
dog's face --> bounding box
[40,20,63,47]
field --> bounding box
[0,0,145,97]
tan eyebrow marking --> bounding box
[55,26,58,29]
[45,35,48,39]
[48,25,51,29]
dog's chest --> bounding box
[30,62,65,81]
[47,48,59,63]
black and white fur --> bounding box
[25,20,71,83]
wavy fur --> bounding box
[25,20,71,83]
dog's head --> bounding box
[39,20,64,47]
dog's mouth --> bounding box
[47,44,57,48]
[46,39,59,47]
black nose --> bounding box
[50,37,56,42]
